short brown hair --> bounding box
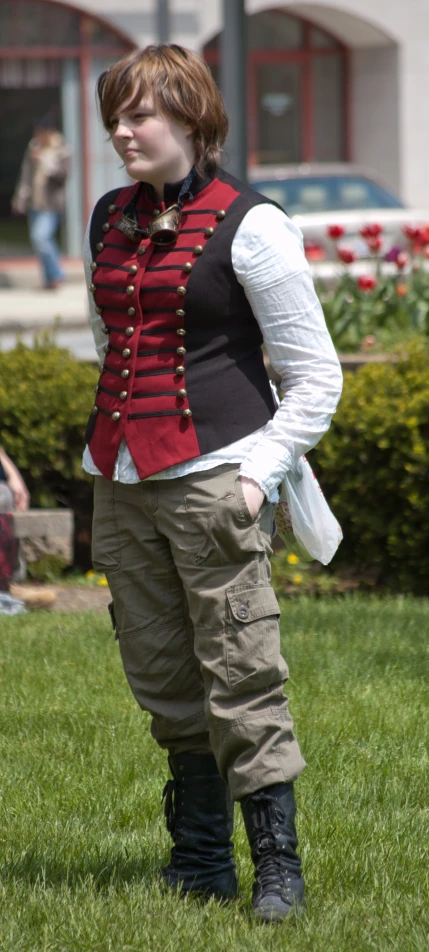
[97,44,229,177]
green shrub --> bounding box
[27,555,68,582]
[2,339,429,592]
[270,548,340,597]
[309,337,429,593]
[0,340,97,569]
[0,338,97,486]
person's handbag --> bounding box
[274,455,342,565]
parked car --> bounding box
[249,163,429,272]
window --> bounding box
[204,10,348,165]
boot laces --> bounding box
[251,792,293,892]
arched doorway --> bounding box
[204,8,349,166]
[0,0,134,255]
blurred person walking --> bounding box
[11,122,71,289]
[0,449,55,610]
[0,446,30,513]
[0,447,28,598]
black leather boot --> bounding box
[160,752,238,901]
[241,782,305,922]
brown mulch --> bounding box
[12,584,112,613]
[52,585,112,613]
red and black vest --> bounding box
[86,168,277,480]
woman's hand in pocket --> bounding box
[239,476,265,520]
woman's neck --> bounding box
[143,157,195,202]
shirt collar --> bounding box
[144,168,216,206]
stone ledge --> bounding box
[12,509,74,564]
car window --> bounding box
[251,175,404,214]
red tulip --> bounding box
[396,251,409,269]
[416,226,429,246]
[403,224,418,241]
[367,236,383,253]
[403,224,429,249]
[337,247,356,264]
[357,275,377,292]
[327,224,345,240]
[304,240,325,261]
[360,223,383,239]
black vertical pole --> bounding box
[220,0,247,182]
[156,0,170,43]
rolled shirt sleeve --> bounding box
[232,203,343,501]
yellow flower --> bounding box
[97,577,109,586]
[287,553,299,565]
[85,570,95,579]
[292,574,303,584]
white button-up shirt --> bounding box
[82,202,343,502]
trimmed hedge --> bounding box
[0,340,97,568]
[2,339,429,591]
[0,339,97,496]
[309,338,429,593]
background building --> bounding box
[1,0,427,255]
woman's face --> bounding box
[110,92,195,194]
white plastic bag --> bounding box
[274,456,343,565]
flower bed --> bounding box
[317,223,429,352]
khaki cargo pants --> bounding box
[92,464,305,799]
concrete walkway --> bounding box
[0,257,97,361]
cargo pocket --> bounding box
[225,585,288,693]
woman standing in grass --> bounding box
[82,44,342,922]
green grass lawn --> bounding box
[0,595,428,952]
